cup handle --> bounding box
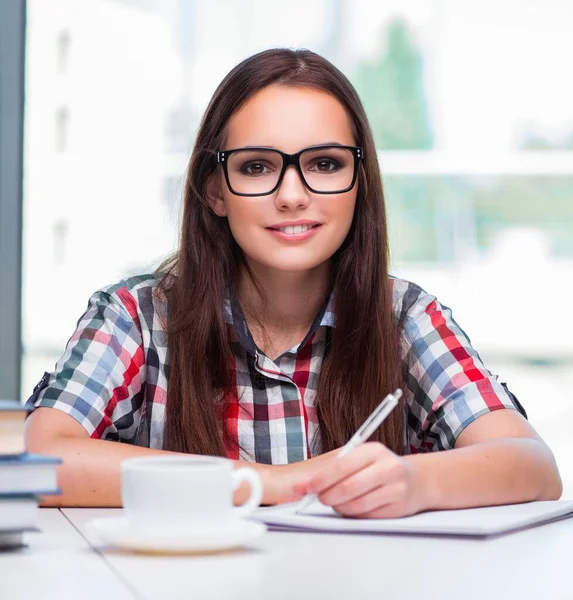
[231,467,263,516]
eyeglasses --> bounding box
[216,145,363,197]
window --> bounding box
[56,29,71,74]
[23,0,573,496]
[55,106,69,152]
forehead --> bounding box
[225,85,355,152]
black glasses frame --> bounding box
[216,144,363,197]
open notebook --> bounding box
[251,499,573,537]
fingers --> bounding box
[332,481,409,518]
[317,461,389,507]
[307,442,394,497]
[299,443,417,519]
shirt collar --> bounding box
[223,289,335,356]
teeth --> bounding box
[278,224,313,235]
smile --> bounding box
[276,224,314,235]
[266,224,322,241]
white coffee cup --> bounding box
[121,456,263,533]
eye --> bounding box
[240,161,274,177]
[309,158,340,173]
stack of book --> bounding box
[0,400,61,548]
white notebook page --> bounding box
[252,500,573,537]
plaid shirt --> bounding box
[27,274,525,463]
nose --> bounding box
[274,164,310,211]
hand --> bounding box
[292,442,429,519]
[259,449,342,506]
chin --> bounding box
[259,257,331,273]
[274,263,323,273]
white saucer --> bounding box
[86,517,267,555]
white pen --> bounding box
[296,388,403,514]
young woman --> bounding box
[25,49,561,517]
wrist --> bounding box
[405,453,441,512]
[259,463,284,505]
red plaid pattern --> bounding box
[27,274,526,463]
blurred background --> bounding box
[6,0,573,492]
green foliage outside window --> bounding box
[350,18,573,265]
[353,18,433,151]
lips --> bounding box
[266,223,322,241]
[271,224,319,235]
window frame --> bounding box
[0,0,26,401]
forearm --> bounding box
[26,401,335,507]
[33,437,175,507]
[34,435,330,508]
[34,437,280,507]
[408,438,563,511]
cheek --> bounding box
[223,197,262,242]
[324,193,357,234]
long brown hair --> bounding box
[159,48,404,458]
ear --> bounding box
[206,172,227,217]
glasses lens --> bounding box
[300,147,355,192]
[226,149,283,195]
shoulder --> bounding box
[390,275,436,326]
[100,272,165,299]
[96,273,168,317]
[82,273,170,338]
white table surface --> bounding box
[2,507,573,600]
[0,509,132,599]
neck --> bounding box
[237,259,330,332]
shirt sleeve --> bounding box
[397,282,527,453]
[25,289,147,442]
